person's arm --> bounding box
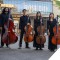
[27,15,31,24]
[19,17,22,33]
[0,14,2,27]
[47,20,50,35]
[9,15,13,21]
[34,19,36,31]
[41,18,44,25]
[47,20,50,30]
[55,19,57,26]
[10,15,13,19]
[0,14,1,27]
[19,17,22,29]
[28,17,31,23]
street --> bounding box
[0,47,54,60]
[0,35,55,60]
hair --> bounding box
[1,7,10,14]
[36,11,42,19]
[49,13,54,20]
[22,9,27,12]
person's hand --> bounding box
[48,30,50,36]
[6,30,10,32]
[48,32,50,36]
[9,18,12,20]
[27,23,30,25]
[33,31,35,35]
[19,29,21,33]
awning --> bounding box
[1,4,15,8]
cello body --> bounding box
[36,25,46,44]
[36,35,46,44]
[24,24,34,42]
[2,19,18,44]
[52,25,60,45]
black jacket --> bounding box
[34,18,44,32]
[47,19,57,35]
[0,14,12,27]
[19,15,31,30]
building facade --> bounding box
[30,0,51,1]
[0,0,53,31]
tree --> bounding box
[53,0,60,7]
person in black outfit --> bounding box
[0,7,13,48]
[47,13,57,52]
[19,9,31,48]
[33,11,44,50]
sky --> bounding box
[3,0,53,14]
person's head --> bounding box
[49,13,54,20]
[2,7,10,14]
[22,9,27,15]
[36,11,41,17]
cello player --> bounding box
[0,7,13,48]
[33,11,44,50]
[19,9,31,49]
[47,13,57,52]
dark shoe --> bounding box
[25,46,30,48]
[36,47,38,50]
[6,45,8,48]
[40,48,43,50]
[33,44,36,47]
[19,44,22,47]
[18,44,22,49]
[51,50,55,52]
[49,49,55,52]
[0,46,3,48]
[18,47,21,49]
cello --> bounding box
[52,23,60,45]
[36,19,46,45]
[2,9,18,44]
[24,23,34,42]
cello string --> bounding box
[7,8,11,45]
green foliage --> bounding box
[56,1,60,7]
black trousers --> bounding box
[1,28,8,47]
[48,35,57,50]
[19,30,29,47]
